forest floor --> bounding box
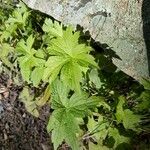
[0,73,53,150]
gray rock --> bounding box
[0,101,4,119]
[23,0,150,80]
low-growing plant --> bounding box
[0,2,148,150]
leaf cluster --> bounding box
[0,3,146,150]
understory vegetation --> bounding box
[0,1,150,150]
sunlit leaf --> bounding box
[47,79,100,150]
[16,35,45,84]
[43,20,98,92]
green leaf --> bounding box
[136,79,150,111]
[47,79,99,150]
[16,35,45,84]
[35,49,46,59]
[44,22,98,91]
[87,116,109,140]
[88,69,102,89]
[0,24,17,41]
[1,2,29,41]
[19,87,39,117]
[108,127,129,148]
[91,96,110,110]
[43,56,69,82]
[47,109,79,150]
[76,53,98,68]
[31,67,44,87]
[42,18,63,37]
[89,142,109,150]
[115,96,125,122]
[115,96,140,130]
[7,2,29,26]
[16,35,36,55]
[0,43,14,68]
[51,79,69,109]
[60,61,82,92]
[136,91,150,110]
[36,84,51,106]
[26,34,35,50]
[141,78,150,90]
[123,109,140,130]
[19,59,31,82]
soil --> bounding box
[0,73,52,150]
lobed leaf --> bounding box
[108,127,129,148]
[16,35,45,85]
[47,79,100,150]
[42,18,63,37]
[115,96,140,130]
[43,20,98,91]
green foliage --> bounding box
[108,127,129,148]
[88,68,102,89]
[115,96,140,130]
[43,20,98,92]
[0,3,146,150]
[135,78,150,133]
[42,18,63,37]
[19,84,51,117]
[136,78,150,112]
[137,91,150,111]
[1,2,29,41]
[141,78,150,90]
[19,86,39,117]
[47,79,100,150]
[0,0,14,23]
[0,43,14,68]
[87,116,109,143]
[16,35,45,85]
[87,111,132,149]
